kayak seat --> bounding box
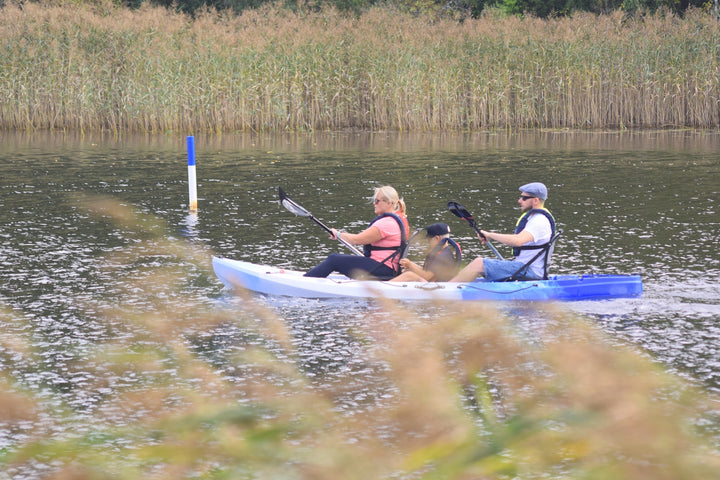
[500,229,563,282]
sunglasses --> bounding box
[520,195,536,201]
[373,198,386,204]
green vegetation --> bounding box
[14,0,718,19]
[1,2,719,133]
[1,197,719,478]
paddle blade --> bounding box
[448,200,484,237]
[448,201,463,218]
[279,187,311,217]
[448,201,473,221]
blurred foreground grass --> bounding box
[1,198,719,479]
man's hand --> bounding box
[479,230,489,244]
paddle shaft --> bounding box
[401,228,424,259]
[308,214,363,256]
[279,188,363,256]
[465,218,504,261]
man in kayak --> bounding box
[450,182,556,282]
[304,186,410,280]
[391,223,462,282]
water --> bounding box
[1,130,719,459]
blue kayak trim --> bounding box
[212,257,642,302]
[460,274,643,301]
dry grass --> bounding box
[1,2,719,133]
[0,197,719,479]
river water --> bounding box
[1,130,719,462]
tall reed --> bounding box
[0,197,719,478]
[1,3,719,132]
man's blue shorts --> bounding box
[482,259,542,282]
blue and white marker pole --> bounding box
[187,136,198,212]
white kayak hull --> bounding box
[212,257,643,302]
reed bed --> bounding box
[1,2,719,132]
[1,197,719,479]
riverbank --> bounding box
[1,2,719,133]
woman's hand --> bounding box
[330,226,382,245]
[331,228,349,242]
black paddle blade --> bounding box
[448,201,474,221]
[448,200,486,240]
[448,201,462,218]
[447,200,502,259]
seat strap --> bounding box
[499,230,563,282]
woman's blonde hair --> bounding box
[373,186,406,215]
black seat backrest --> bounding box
[501,229,563,282]
[540,229,562,279]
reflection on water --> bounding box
[1,130,719,437]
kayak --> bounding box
[212,257,643,302]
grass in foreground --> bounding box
[0,197,719,479]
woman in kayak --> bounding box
[391,223,462,282]
[304,186,410,280]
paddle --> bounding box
[448,201,504,260]
[279,187,363,256]
[401,228,425,259]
